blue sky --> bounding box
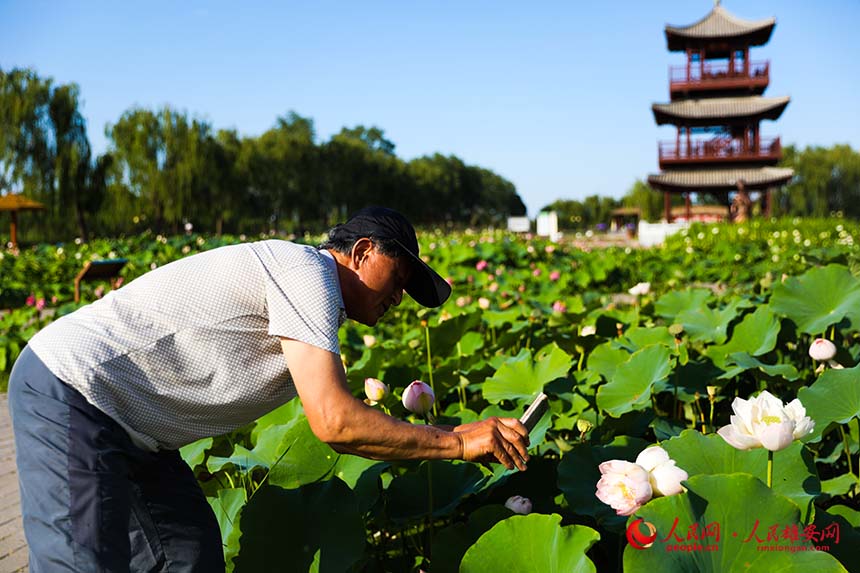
[2,1,858,216]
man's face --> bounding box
[349,243,412,326]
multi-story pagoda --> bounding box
[647,1,793,223]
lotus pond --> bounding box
[2,218,860,572]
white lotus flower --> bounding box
[628,282,651,296]
[717,391,815,452]
[635,446,688,497]
[580,325,596,337]
[504,495,533,515]
[809,338,836,361]
[363,334,377,348]
[595,460,652,516]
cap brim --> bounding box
[394,240,451,308]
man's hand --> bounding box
[454,418,530,471]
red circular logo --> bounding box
[626,518,658,550]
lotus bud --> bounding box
[364,377,389,403]
[363,334,377,348]
[706,386,718,399]
[580,325,596,337]
[628,282,651,296]
[576,419,593,433]
[504,495,533,515]
[635,446,688,497]
[402,380,435,415]
[808,338,836,361]
[478,297,491,310]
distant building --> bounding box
[647,1,793,223]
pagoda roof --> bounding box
[648,166,793,192]
[665,4,775,51]
[652,96,790,126]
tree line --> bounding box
[0,68,526,242]
[542,144,860,230]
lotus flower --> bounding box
[628,282,651,296]
[476,260,488,271]
[552,301,566,313]
[363,334,377,348]
[402,380,435,415]
[635,446,688,497]
[717,391,815,452]
[549,270,561,281]
[364,377,389,403]
[809,338,836,361]
[504,495,533,515]
[595,460,652,516]
[478,297,491,310]
[580,325,596,336]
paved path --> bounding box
[0,393,27,572]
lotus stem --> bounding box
[767,450,774,488]
[423,323,438,418]
[840,425,855,481]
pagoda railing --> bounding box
[658,136,781,165]
[670,60,769,92]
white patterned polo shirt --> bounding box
[28,240,346,451]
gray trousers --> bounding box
[8,346,224,572]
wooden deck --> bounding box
[0,394,27,573]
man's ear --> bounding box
[350,237,374,268]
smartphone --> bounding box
[519,392,549,433]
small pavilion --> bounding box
[0,193,46,248]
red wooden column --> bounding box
[9,210,17,248]
[664,191,671,222]
[685,192,692,222]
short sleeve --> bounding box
[254,245,343,355]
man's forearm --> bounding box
[322,400,463,461]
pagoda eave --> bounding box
[647,167,793,193]
[652,96,790,126]
[665,6,775,52]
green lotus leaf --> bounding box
[207,488,245,547]
[655,289,713,318]
[460,513,600,573]
[180,437,213,470]
[717,352,800,381]
[328,454,389,514]
[623,474,847,572]
[615,326,676,352]
[707,306,781,365]
[483,343,573,404]
[797,363,860,442]
[586,342,630,382]
[252,415,340,489]
[557,436,649,529]
[385,460,485,520]
[232,480,365,573]
[431,505,511,573]
[661,430,820,515]
[597,345,672,417]
[770,264,860,335]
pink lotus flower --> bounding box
[402,380,435,415]
[35,298,46,311]
[364,377,389,403]
[532,269,542,277]
[552,301,566,313]
[26,294,35,307]
[595,460,652,516]
[549,270,561,281]
[504,495,533,515]
[476,260,488,271]
[488,282,499,293]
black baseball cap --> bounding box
[334,206,452,308]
